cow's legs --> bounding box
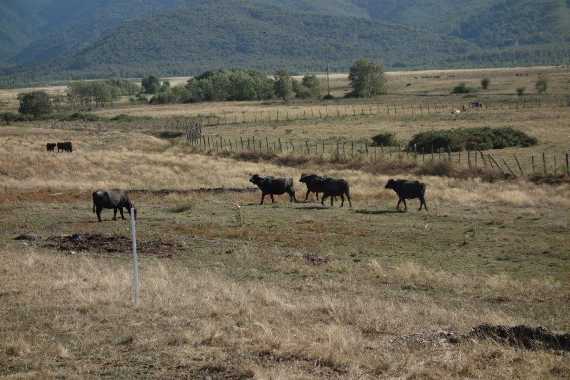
[119,208,125,220]
[346,192,352,208]
[402,199,408,211]
[113,208,118,220]
[270,194,275,203]
[305,190,310,202]
[260,193,266,205]
[419,197,427,211]
[96,207,102,222]
[396,199,402,210]
[316,192,319,200]
[288,191,296,203]
[321,194,327,206]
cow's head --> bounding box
[249,174,262,186]
[385,179,396,190]
[299,173,316,183]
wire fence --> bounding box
[181,96,570,127]
[188,134,570,178]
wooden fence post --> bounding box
[514,155,525,176]
[130,208,139,306]
[543,152,547,175]
[566,153,570,176]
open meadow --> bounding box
[1,67,569,379]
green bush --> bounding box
[18,91,53,117]
[1,112,33,124]
[371,132,397,146]
[407,127,537,152]
[63,112,100,121]
[452,83,477,94]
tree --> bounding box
[18,91,52,117]
[481,78,490,90]
[141,75,161,94]
[302,75,321,98]
[274,70,292,101]
[348,59,385,98]
[535,76,548,94]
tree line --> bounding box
[13,59,386,117]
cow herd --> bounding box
[46,142,73,153]
[90,175,428,222]
[248,173,427,211]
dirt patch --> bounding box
[529,174,570,186]
[304,254,329,265]
[130,187,257,196]
[469,324,570,351]
[43,233,178,257]
[189,364,254,380]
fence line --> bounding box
[187,134,570,177]
[176,96,570,127]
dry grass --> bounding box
[1,66,569,378]
[1,248,568,379]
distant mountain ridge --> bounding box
[0,0,569,84]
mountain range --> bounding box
[1,0,569,85]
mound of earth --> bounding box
[469,324,570,351]
[44,233,178,257]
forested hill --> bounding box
[1,0,569,84]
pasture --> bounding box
[1,66,569,379]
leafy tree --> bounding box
[481,78,490,90]
[302,75,321,98]
[452,83,477,94]
[160,80,171,93]
[274,70,293,101]
[18,91,52,117]
[535,76,548,94]
[68,81,119,108]
[141,75,161,94]
[292,79,311,99]
[348,59,385,98]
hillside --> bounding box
[1,0,569,84]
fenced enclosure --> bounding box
[188,134,570,178]
[177,96,570,127]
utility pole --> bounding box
[326,64,331,97]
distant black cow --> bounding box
[385,179,427,211]
[249,174,296,205]
[57,142,73,152]
[299,173,327,201]
[46,143,56,152]
[92,189,135,222]
[321,177,351,208]
[470,101,483,109]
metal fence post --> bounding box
[130,209,139,306]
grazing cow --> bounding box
[57,141,73,152]
[299,173,328,201]
[249,174,296,205]
[321,177,351,208]
[46,143,56,152]
[470,101,483,109]
[92,189,135,222]
[385,179,427,211]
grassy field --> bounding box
[1,66,569,378]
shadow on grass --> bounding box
[354,209,402,215]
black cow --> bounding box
[299,173,327,201]
[385,179,427,211]
[46,143,56,152]
[57,142,73,152]
[321,177,351,208]
[249,174,296,205]
[92,189,135,222]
